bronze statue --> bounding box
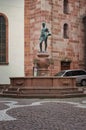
[39,22,51,52]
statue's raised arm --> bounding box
[39,22,51,52]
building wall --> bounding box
[25,0,86,76]
[0,0,24,84]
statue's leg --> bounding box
[40,41,42,52]
[45,39,47,52]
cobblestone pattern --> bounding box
[0,98,86,130]
[0,103,8,110]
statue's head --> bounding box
[42,22,46,27]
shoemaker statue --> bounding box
[39,22,51,52]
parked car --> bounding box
[54,69,86,86]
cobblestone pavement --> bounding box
[0,97,86,130]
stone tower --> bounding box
[24,0,86,76]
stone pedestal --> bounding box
[36,53,50,76]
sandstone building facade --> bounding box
[0,0,86,84]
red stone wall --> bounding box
[24,0,86,76]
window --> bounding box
[63,23,69,39]
[70,70,86,76]
[63,0,69,14]
[79,70,86,75]
[0,14,8,64]
[74,70,86,75]
[61,61,70,70]
[64,71,72,76]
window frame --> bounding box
[0,13,8,65]
[63,23,69,39]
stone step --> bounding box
[3,90,82,95]
[6,86,78,91]
[0,92,86,98]
[1,86,84,98]
[19,89,82,94]
[0,85,9,94]
[3,91,19,94]
[3,87,80,94]
[0,93,18,98]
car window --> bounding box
[79,70,86,75]
[72,71,78,76]
[71,70,86,76]
[64,71,72,76]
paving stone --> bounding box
[0,98,86,130]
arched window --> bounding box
[63,0,69,14]
[0,14,8,64]
[63,23,69,39]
